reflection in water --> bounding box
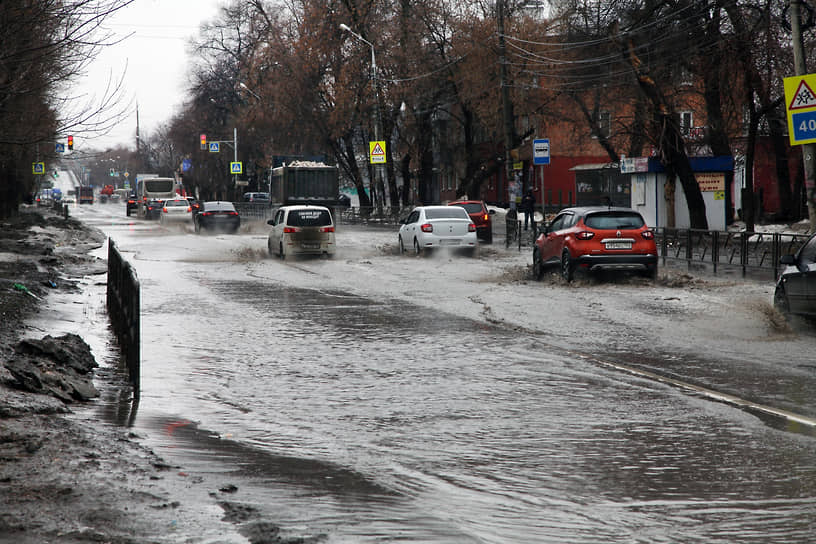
[106,276,816,543]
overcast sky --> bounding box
[74,0,225,151]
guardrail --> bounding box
[106,239,140,394]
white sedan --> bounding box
[159,197,192,225]
[398,205,478,255]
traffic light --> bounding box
[200,133,207,150]
[67,135,73,150]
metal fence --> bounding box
[106,239,140,394]
[656,228,811,280]
[233,202,274,221]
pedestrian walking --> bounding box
[520,190,535,231]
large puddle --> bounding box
[33,206,816,543]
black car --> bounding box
[774,232,816,318]
[194,201,241,234]
[185,196,201,214]
[125,192,138,216]
[145,198,164,220]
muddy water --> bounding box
[127,276,816,543]
[63,206,816,543]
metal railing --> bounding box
[106,239,140,394]
[233,202,274,220]
[657,228,811,280]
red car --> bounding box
[533,206,657,281]
[448,200,494,243]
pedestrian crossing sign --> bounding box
[369,141,386,164]
[32,162,45,175]
[209,142,220,153]
[230,162,243,174]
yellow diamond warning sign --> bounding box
[369,141,386,164]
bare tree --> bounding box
[0,0,134,218]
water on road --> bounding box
[55,205,816,543]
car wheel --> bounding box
[485,231,493,244]
[126,208,131,217]
[398,236,406,255]
[642,264,658,281]
[279,242,286,260]
[561,250,574,282]
[267,238,274,256]
[774,285,790,315]
[413,238,421,256]
[194,220,201,234]
[532,249,543,280]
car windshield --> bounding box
[452,203,483,214]
[166,200,187,207]
[426,208,468,220]
[584,212,645,229]
[287,209,332,227]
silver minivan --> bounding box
[267,205,336,258]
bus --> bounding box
[136,176,176,218]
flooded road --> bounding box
[63,204,816,543]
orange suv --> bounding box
[448,200,494,243]
[533,206,657,281]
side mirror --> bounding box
[780,254,796,266]
[267,219,276,226]
[488,209,496,215]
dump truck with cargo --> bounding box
[268,162,339,207]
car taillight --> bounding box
[641,230,655,240]
[320,226,335,233]
[186,207,191,212]
[229,211,238,216]
[576,231,595,240]
[468,223,476,232]
[283,226,299,233]
[162,207,168,213]
[421,223,434,233]
[483,214,489,221]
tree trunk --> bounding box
[621,39,707,229]
[768,108,794,219]
[664,172,676,228]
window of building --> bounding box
[597,110,611,138]
[680,111,693,136]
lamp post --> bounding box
[238,82,262,101]
[340,23,384,211]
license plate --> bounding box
[605,241,632,250]
[440,239,461,246]
[301,243,319,249]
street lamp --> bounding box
[238,82,262,101]
[340,23,384,210]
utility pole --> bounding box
[498,0,515,207]
[791,0,816,232]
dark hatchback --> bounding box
[145,199,164,220]
[774,232,816,318]
[194,201,241,234]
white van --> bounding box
[267,205,336,258]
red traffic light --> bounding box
[200,133,207,149]
[67,135,73,150]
